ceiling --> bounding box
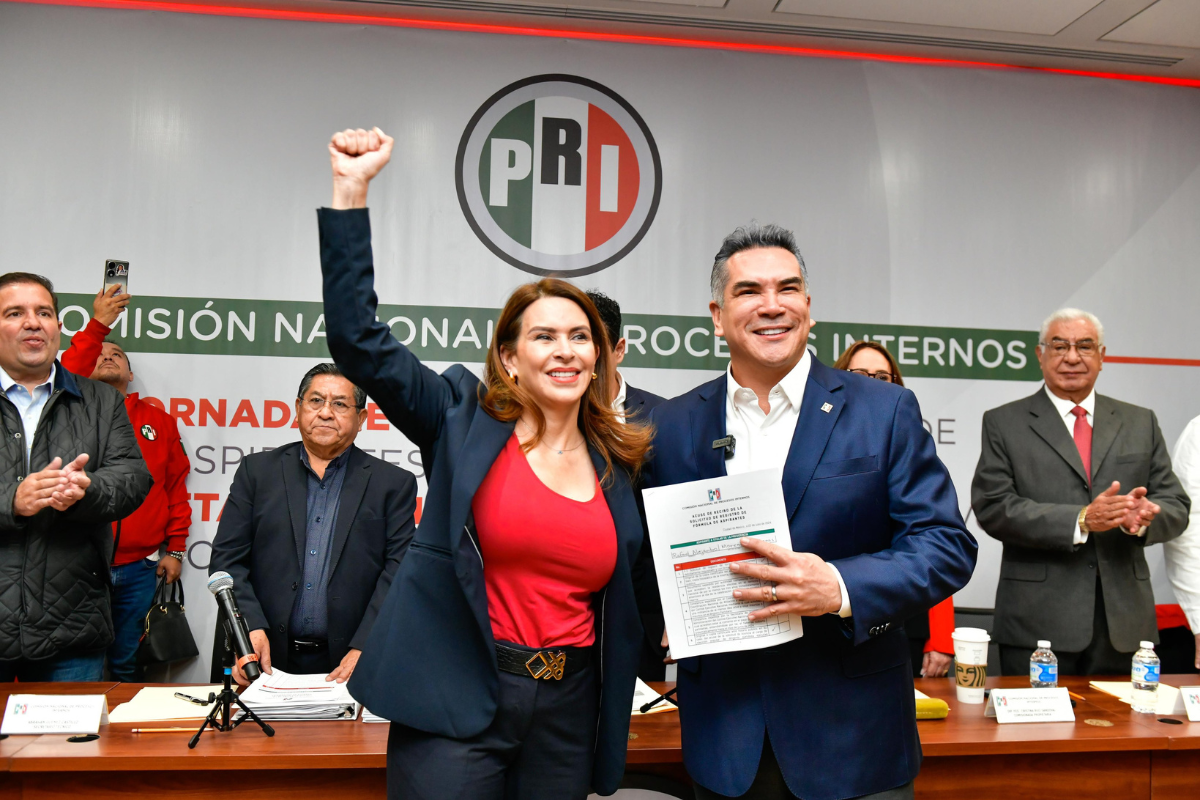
[234,0,1200,81]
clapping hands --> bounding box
[13,454,91,516]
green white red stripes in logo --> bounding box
[457,75,661,276]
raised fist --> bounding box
[329,127,394,209]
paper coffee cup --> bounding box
[951,627,990,704]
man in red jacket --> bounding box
[61,291,192,681]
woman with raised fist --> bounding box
[317,127,652,800]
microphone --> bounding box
[712,435,736,460]
[207,571,262,682]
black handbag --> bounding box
[136,574,200,665]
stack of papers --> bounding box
[109,686,221,723]
[362,708,388,723]
[631,677,677,715]
[236,669,360,721]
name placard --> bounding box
[984,688,1075,724]
[1,694,109,735]
[1181,686,1200,722]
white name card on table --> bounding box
[1,694,109,735]
[984,688,1075,724]
[1181,687,1200,722]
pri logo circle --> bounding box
[456,75,662,277]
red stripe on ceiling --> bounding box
[7,0,1200,89]
[1104,356,1200,367]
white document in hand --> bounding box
[643,468,802,660]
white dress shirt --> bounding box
[724,351,852,617]
[0,365,55,462]
[1042,385,1142,543]
[1166,416,1200,631]
[612,371,627,418]
[1043,384,1095,441]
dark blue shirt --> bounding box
[289,446,351,638]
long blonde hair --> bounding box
[480,279,653,485]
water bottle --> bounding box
[1029,640,1058,688]
[1131,641,1161,713]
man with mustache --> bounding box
[973,309,1189,676]
[61,289,193,680]
[209,363,417,686]
[60,334,192,682]
[0,273,151,681]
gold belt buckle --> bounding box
[525,650,566,680]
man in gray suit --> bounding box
[973,308,1189,676]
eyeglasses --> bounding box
[302,396,361,415]
[848,368,894,383]
[1039,339,1099,358]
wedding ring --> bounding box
[770,585,778,603]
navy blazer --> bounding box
[624,382,665,422]
[621,381,670,679]
[642,359,976,799]
[209,443,417,674]
[318,208,646,796]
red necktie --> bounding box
[1071,406,1092,486]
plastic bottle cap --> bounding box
[1139,641,1155,650]
[1037,640,1051,648]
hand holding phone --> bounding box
[92,285,130,328]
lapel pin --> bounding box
[821,402,833,413]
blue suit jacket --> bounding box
[318,208,646,795]
[624,382,666,422]
[642,359,976,799]
[620,382,670,679]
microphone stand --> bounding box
[188,618,275,749]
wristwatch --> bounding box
[1077,507,1090,536]
[166,551,186,561]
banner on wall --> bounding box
[4,2,1200,682]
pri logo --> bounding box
[456,75,662,276]
[708,488,721,502]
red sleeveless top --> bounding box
[471,435,618,648]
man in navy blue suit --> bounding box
[641,225,976,800]
[586,290,670,680]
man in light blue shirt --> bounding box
[0,273,152,682]
[0,363,54,463]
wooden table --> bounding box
[0,677,1194,798]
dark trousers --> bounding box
[1000,581,1130,677]
[693,734,914,800]
[386,657,597,800]
[107,558,160,682]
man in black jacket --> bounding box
[0,273,152,682]
[585,290,670,680]
[210,363,417,685]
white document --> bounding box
[1,694,109,735]
[643,468,802,660]
[631,677,677,716]
[1180,686,1200,722]
[108,686,221,723]
[1089,681,1187,715]
[985,688,1076,723]
[238,669,360,721]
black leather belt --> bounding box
[495,643,590,681]
[290,638,328,653]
